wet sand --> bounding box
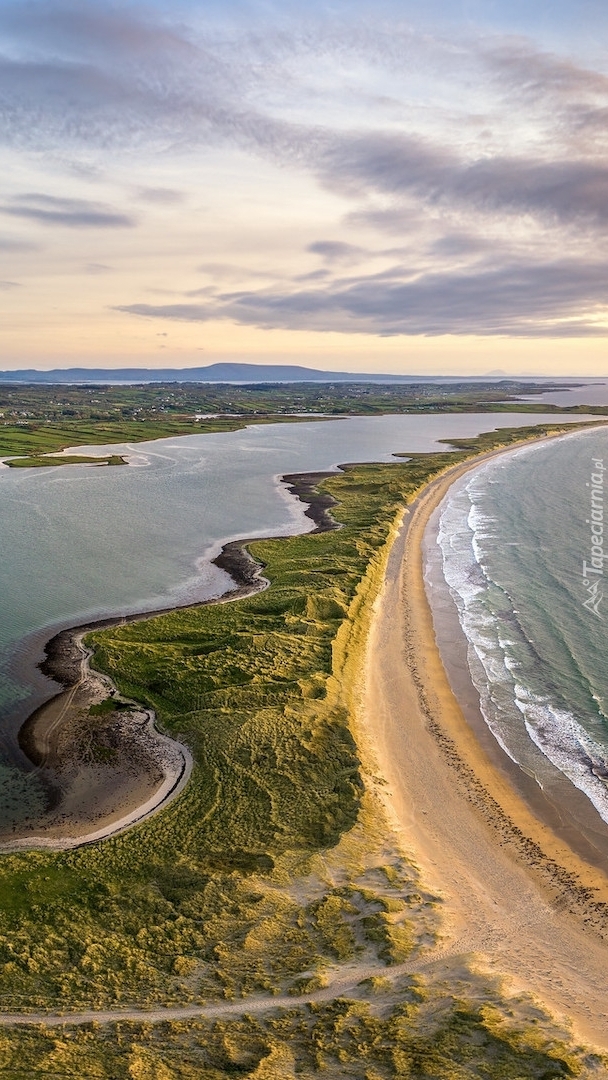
[8,630,193,850]
[361,442,608,1050]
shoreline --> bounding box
[5,469,339,850]
[423,468,608,872]
[361,432,608,1049]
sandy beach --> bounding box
[361,442,608,1050]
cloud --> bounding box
[114,256,608,337]
[3,4,608,344]
[294,268,331,281]
[84,262,112,274]
[1,194,136,228]
[137,187,185,204]
[484,37,608,108]
[0,4,279,155]
[307,240,366,262]
[479,37,608,154]
[430,233,493,256]
[0,6,605,236]
[195,263,277,282]
[0,280,20,290]
[316,131,608,227]
[0,236,40,251]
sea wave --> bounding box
[516,686,608,823]
[434,447,608,826]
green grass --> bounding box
[0,419,601,1076]
[5,453,126,468]
[0,417,273,459]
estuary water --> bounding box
[428,425,608,832]
[0,412,597,826]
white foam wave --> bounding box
[516,687,608,823]
[434,451,608,825]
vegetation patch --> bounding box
[0,992,600,1077]
[5,453,126,468]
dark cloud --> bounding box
[317,131,608,226]
[294,268,331,281]
[1,194,136,228]
[0,280,20,290]
[307,240,366,262]
[115,257,608,337]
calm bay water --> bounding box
[0,412,597,826]
[429,426,608,827]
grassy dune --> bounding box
[0,996,593,1078]
[0,420,601,1076]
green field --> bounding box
[0,420,602,1077]
[5,453,127,469]
[0,416,272,461]
[0,379,605,466]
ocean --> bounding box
[428,426,608,829]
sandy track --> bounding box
[361,448,608,1051]
[0,959,419,1028]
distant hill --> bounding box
[0,363,563,384]
[0,363,434,384]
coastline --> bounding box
[361,434,608,1048]
[5,469,339,850]
[424,471,608,872]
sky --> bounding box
[2,0,608,374]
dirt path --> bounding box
[0,958,414,1028]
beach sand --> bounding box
[361,446,608,1051]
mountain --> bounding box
[0,363,425,384]
[0,363,561,384]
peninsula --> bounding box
[0,418,605,1077]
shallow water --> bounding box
[0,411,597,826]
[429,425,608,826]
